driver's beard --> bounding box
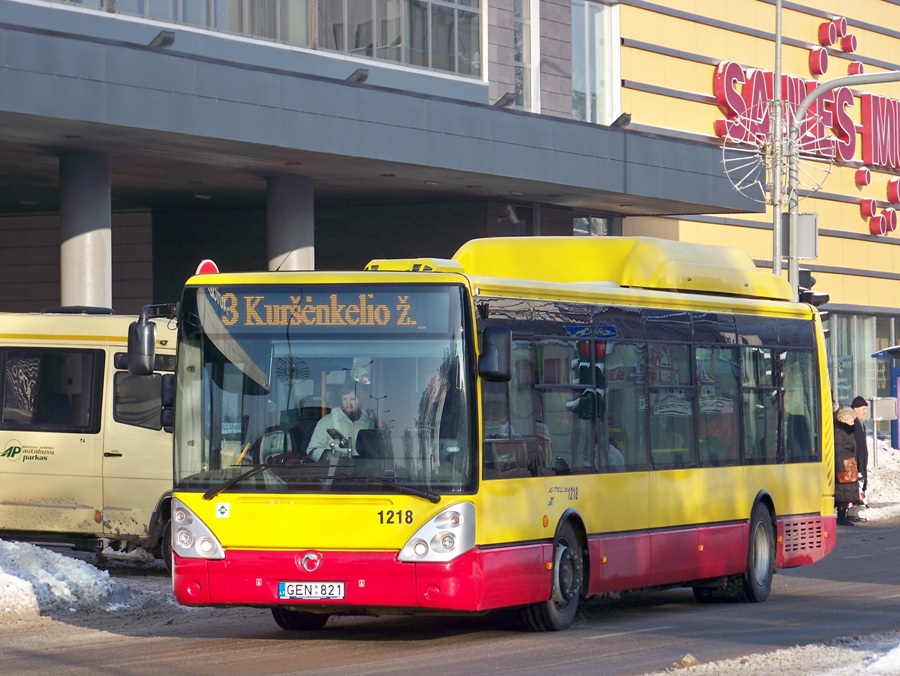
[344,408,361,422]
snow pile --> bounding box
[0,539,136,619]
[864,439,900,520]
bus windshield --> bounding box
[174,283,473,497]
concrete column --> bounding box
[59,152,112,308]
[267,175,314,271]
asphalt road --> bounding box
[3,517,899,676]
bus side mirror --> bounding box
[127,315,156,376]
[161,373,175,433]
[479,326,512,382]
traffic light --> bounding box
[798,268,829,337]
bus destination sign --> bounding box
[204,286,450,333]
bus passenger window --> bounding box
[696,346,741,466]
[482,380,510,439]
[604,342,649,471]
[741,346,779,464]
[648,343,695,468]
[782,351,818,461]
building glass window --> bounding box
[375,0,403,62]
[573,216,608,236]
[315,0,481,76]
[572,0,619,124]
[57,1,480,74]
[875,317,894,398]
[857,315,876,399]
[834,314,854,406]
[513,0,532,109]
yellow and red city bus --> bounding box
[130,237,835,631]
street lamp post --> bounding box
[787,70,900,300]
[771,0,784,278]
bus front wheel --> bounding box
[738,502,774,603]
[521,520,583,631]
[271,607,330,631]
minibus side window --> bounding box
[0,348,103,433]
[113,372,163,430]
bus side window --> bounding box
[696,346,741,467]
[604,342,649,471]
[648,343,695,468]
[113,372,163,430]
[741,346,779,464]
[782,350,818,461]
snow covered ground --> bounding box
[2,438,900,674]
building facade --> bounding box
[1,0,900,420]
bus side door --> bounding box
[101,365,173,542]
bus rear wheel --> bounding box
[738,502,774,603]
[521,520,583,631]
[271,607,330,631]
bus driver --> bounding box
[306,383,375,461]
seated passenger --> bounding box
[306,384,375,461]
[607,442,625,471]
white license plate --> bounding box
[278,581,345,600]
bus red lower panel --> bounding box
[173,542,553,613]
[585,515,835,595]
[587,522,749,594]
[777,514,836,567]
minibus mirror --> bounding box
[478,326,512,382]
[127,315,156,376]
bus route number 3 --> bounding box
[378,509,413,524]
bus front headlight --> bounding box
[171,498,225,560]
[399,502,475,563]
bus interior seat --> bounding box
[281,406,329,459]
[355,428,388,459]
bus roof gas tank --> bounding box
[447,236,792,301]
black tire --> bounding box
[162,519,173,576]
[738,502,774,603]
[521,520,583,631]
[271,607,330,631]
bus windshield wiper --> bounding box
[203,464,270,500]
[336,475,441,503]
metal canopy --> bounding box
[872,346,900,359]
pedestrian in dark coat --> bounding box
[851,396,869,492]
[834,407,860,526]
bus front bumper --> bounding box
[173,542,552,613]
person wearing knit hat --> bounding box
[849,396,870,522]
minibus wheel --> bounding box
[271,607,330,631]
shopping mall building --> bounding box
[2,0,900,421]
